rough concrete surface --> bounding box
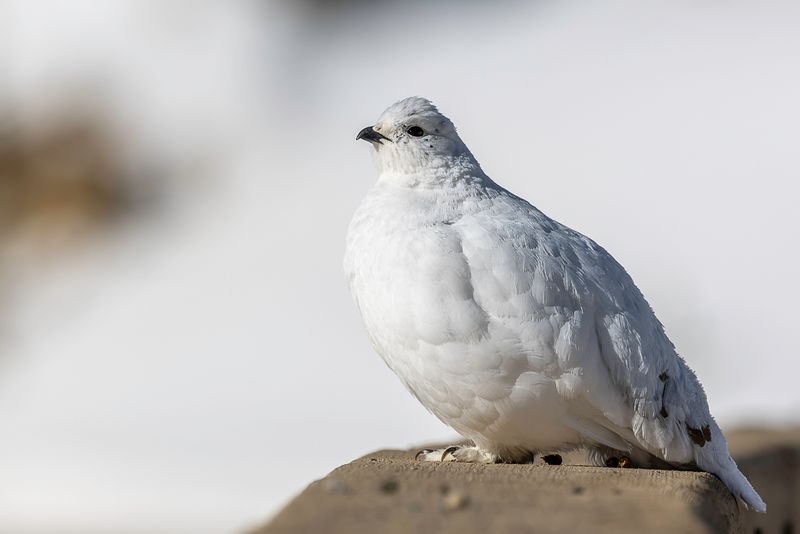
[254,429,799,534]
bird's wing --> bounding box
[457,192,713,465]
[457,190,764,512]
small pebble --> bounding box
[442,491,469,511]
[573,486,585,495]
[379,479,399,494]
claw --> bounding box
[415,449,434,461]
[441,446,461,461]
[618,456,632,468]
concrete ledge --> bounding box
[255,429,799,534]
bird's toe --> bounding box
[441,446,462,461]
[414,445,498,463]
[415,449,435,461]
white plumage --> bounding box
[344,97,765,512]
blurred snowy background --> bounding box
[1,0,798,532]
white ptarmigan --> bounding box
[344,97,765,512]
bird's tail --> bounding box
[706,454,766,513]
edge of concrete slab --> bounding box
[253,429,799,534]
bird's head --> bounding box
[356,97,478,181]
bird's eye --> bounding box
[407,126,424,137]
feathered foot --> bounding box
[415,445,499,463]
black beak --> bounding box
[356,126,390,145]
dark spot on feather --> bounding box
[702,425,712,442]
[686,424,707,446]
[659,372,669,417]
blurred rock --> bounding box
[727,428,800,534]
[0,110,142,259]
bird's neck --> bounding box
[376,151,491,190]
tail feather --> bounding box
[712,458,766,513]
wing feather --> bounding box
[460,192,711,466]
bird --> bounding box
[343,96,765,512]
